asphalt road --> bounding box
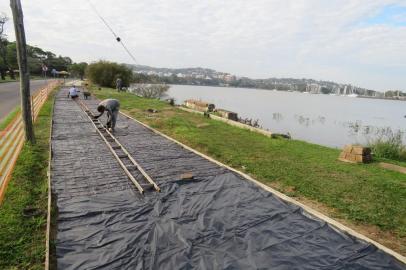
[0,79,52,122]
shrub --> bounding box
[130,84,170,99]
[85,60,133,87]
[368,128,406,161]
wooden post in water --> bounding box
[10,0,35,144]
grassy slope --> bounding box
[0,107,21,131]
[0,76,44,84]
[0,91,55,269]
[93,87,406,253]
[0,78,16,83]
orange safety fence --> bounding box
[0,80,61,203]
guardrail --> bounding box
[0,80,60,203]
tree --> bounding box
[132,84,169,98]
[6,42,17,69]
[68,62,88,79]
[86,60,133,87]
[0,13,14,80]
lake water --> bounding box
[165,85,406,148]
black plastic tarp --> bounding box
[51,89,405,269]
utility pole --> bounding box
[10,0,35,143]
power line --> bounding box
[119,42,137,64]
[86,0,137,64]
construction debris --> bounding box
[184,99,215,112]
[216,109,238,121]
[147,108,158,113]
[339,145,372,163]
[180,172,194,180]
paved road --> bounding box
[0,79,52,122]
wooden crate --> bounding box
[338,145,372,164]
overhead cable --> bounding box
[86,0,137,64]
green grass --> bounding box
[93,86,406,253]
[368,130,406,162]
[0,90,55,269]
[0,77,17,83]
[0,107,21,131]
[0,76,47,84]
[379,158,406,167]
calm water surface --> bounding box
[165,85,406,148]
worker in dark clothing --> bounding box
[94,99,120,131]
[116,77,122,92]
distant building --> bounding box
[306,83,321,94]
[224,74,236,82]
[373,91,384,98]
[343,85,351,95]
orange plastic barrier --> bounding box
[0,81,60,203]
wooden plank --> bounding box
[77,100,145,194]
[77,99,160,193]
[103,127,161,192]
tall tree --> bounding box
[0,13,10,79]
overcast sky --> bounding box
[1,0,406,90]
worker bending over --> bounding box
[94,99,120,132]
[67,85,79,99]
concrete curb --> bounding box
[179,107,273,137]
[45,90,58,270]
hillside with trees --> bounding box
[128,64,405,98]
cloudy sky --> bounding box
[1,0,406,90]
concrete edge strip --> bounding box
[120,110,406,264]
[179,107,273,137]
[45,87,58,270]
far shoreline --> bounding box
[161,83,406,102]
